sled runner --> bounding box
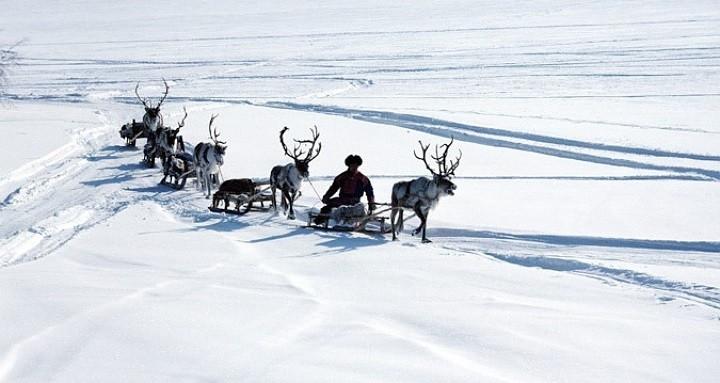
[307,202,393,234]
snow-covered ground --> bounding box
[1,1,719,382]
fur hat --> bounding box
[344,154,363,166]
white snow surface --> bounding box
[1,1,719,382]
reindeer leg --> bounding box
[281,188,289,213]
[391,207,399,241]
[205,176,212,199]
[271,186,277,211]
[288,190,296,220]
[414,205,431,243]
[412,202,426,236]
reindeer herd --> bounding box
[121,80,462,243]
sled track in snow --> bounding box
[0,111,162,268]
[484,252,720,310]
[260,101,720,180]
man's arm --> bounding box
[364,177,376,210]
[322,175,342,203]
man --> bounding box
[315,154,376,224]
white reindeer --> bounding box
[391,138,461,243]
[270,126,321,220]
[136,79,170,167]
[193,114,227,198]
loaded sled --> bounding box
[160,151,195,189]
[208,178,275,215]
[307,202,392,234]
[119,120,146,146]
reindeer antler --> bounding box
[414,140,438,177]
[294,125,321,162]
[446,148,462,176]
[177,106,188,129]
[134,82,150,108]
[415,137,461,177]
[156,78,170,109]
[208,114,226,145]
[279,126,314,161]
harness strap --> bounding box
[306,178,323,201]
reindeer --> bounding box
[158,106,187,167]
[391,138,461,243]
[160,107,189,186]
[136,79,170,167]
[135,79,169,134]
[193,114,227,198]
[270,126,321,220]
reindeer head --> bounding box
[135,79,169,118]
[208,114,227,165]
[279,125,322,178]
[414,137,462,196]
[168,106,188,145]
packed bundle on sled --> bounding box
[119,120,147,146]
[307,202,392,234]
[208,178,278,215]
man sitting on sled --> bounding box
[315,154,376,225]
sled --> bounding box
[306,203,394,234]
[119,120,146,146]
[207,179,304,216]
[160,152,196,190]
[207,180,274,216]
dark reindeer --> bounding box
[159,107,189,185]
[135,79,169,134]
[270,126,321,220]
[391,138,461,243]
[158,106,187,165]
[193,114,227,198]
[136,79,170,167]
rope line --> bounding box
[305,178,324,201]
